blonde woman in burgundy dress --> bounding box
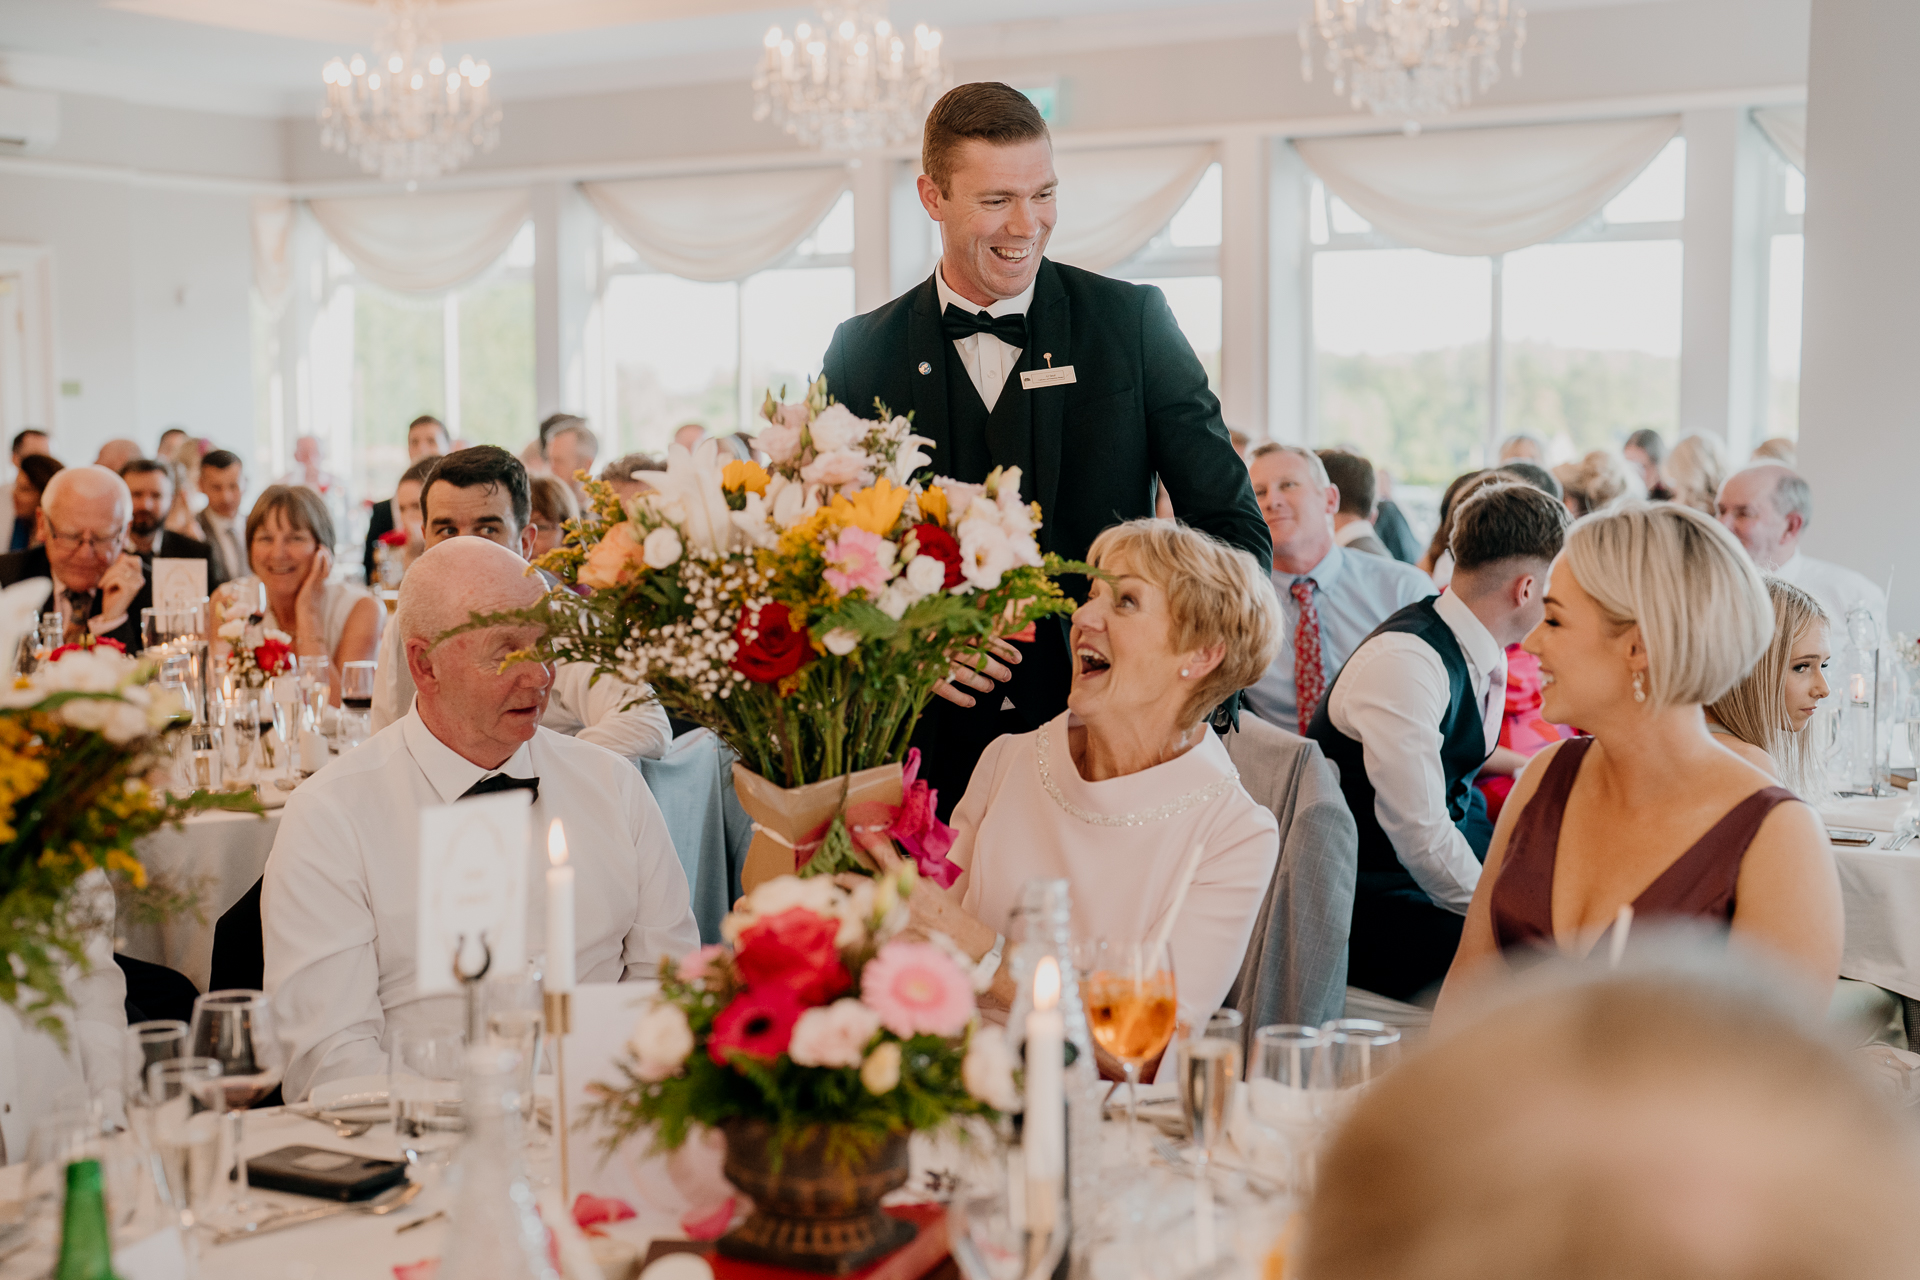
[1436,504,1841,1022]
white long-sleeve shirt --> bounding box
[1327,590,1505,914]
[934,266,1034,412]
[263,709,698,1101]
[368,615,670,763]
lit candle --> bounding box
[1852,673,1870,705]
[546,820,576,992]
[1024,956,1065,1240]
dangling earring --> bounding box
[1632,671,1646,703]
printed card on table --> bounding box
[415,791,531,995]
[151,558,208,609]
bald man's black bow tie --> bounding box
[942,304,1028,347]
[461,773,539,802]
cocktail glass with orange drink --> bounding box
[1078,938,1177,1154]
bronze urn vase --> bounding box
[716,1118,916,1275]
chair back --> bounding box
[637,729,754,943]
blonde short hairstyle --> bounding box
[1563,449,1645,517]
[1563,502,1771,708]
[1084,519,1282,728]
[1661,432,1731,516]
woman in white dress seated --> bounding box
[248,484,380,704]
[888,518,1283,1051]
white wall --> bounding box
[1796,0,1920,635]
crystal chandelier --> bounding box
[1299,0,1527,119]
[319,0,501,184]
[754,3,948,152]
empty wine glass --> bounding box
[1078,937,1177,1157]
[189,991,288,1227]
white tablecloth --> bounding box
[1822,793,1920,1001]
[119,808,282,992]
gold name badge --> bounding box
[1020,366,1076,390]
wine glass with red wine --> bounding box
[189,990,289,1226]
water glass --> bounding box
[146,1058,227,1235]
[1248,1025,1323,1190]
[1309,1020,1400,1123]
[484,976,546,1129]
[40,609,65,652]
[296,654,330,717]
[391,1024,467,1174]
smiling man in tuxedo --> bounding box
[821,81,1268,812]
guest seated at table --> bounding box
[11,454,61,551]
[879,519,1282,1038]
[1556,449,1644,518]
[1716,463,1888,640]
[1416,470,1488,585]
[528,474,579,558]
[362,414,448,584]
[1437,504,1842,1013]
[1621,426,1669,500]
[1243,444,1434,735]
[386,456,435,577]
[1307,965,1920,1280]
[0,465,152,651]
[248,484,380,704]
[119,458,217,583]
[1317,449,1390,559]
[1496,433,1544,464]
[597,452,663,505]
[264,537,699,1101]
[370,445,670,763]
[1706,579,1830,799]
[1752,435,1798,467]
[1659,431,1730,516]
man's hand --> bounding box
[931,636,1023,709]
[98,553,145,623]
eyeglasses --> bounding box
[44,523,128,554]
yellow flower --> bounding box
[917,484,949,528]
[779,509,834,559]
[721,459,770,495]
[106,848,148,889]
[825,478,910,538]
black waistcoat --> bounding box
[941,338,1035,495]
[1306,597,1494,903]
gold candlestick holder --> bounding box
[544,990,572,1205]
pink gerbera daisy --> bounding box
[822,526,896,598]
[860,941,975,1039]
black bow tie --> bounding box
[461,773,540,802]
[942,304,1028,347]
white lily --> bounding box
[637,439,736,558]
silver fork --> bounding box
[210,1179,423,1245]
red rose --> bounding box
[730,601,813,684]
[377,529,409,548]
[47,637,126,662]
[707,984,805,1067]
[254,638,293,676]
[732,907,850,1006]
[910,524,964,590]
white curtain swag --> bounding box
[1295,116,1681,258]
[308,187,533,294]
[1045,143,1218,273]
[583,166,849,283]
[1753,106,1806,173]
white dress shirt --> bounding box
[1327,590,1506,914]
[263,709,698,1100]
[934,267,1034,412]
[0,871,126,1164]
[1774,551,1890,644]
[368,618,670,762]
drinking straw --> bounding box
[1148,843,1207,963]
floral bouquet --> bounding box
[214,611,293,689]
[0,639,258,1037]
[590,870,1016,1268]
[492,377,1089,888]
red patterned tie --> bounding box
[1291,579,1326,735]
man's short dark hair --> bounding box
[201,449,242,472]
[1497,460,1563,502]
[120,458,171,482]
[18,455,62,495]
[1451,481,1570,573]
[11,429,46,457]
[1318,450,1377,519]
[537,413,585,452]
[922,82,1049,197]
[420,445,530,531]
[1625,427,1667,464]
[398,456,438,487]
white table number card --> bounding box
[416,791,531,995]
[151,557,208,610]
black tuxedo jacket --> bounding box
[820,260,1270,569]
[0,545,154,654]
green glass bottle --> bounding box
[54,1159,123,1280]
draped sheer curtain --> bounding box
[1047,143,1218,272]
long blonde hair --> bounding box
[1707,578,1828,799]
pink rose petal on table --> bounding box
[682,1196,737,1241]
[573,1193,638,1229]
[394,1262,439,1280]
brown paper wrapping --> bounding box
[731,761,905,894]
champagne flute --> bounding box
[146,1058,226,1240]
[1177,1035,1240,1176]
[1078,937,1177,1156]
[189,991,288,1226]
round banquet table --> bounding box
[117,806,282,993]
[1821,793,1920,1003]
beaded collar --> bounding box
[1033,721,1240,828]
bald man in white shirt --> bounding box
[264,537,697,1100]
[1716,464,1889,639]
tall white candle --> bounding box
[1025,955,1065,1236]
[546,819,576,993]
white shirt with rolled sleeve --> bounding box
[1326,590,1505,914]
[263,709,698,1101]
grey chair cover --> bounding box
[1221,715,1360,1036]
[637,729,754,944]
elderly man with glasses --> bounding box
[0,464,151,651]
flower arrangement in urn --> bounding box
[480,377,1088,888]
[591,869,1017,1272]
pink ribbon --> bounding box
[786,749,963,887]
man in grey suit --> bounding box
[196,449,248,585]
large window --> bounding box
[601,192,856,453]
[343,224,536,502]
[1116,163,1223,390]
[1758,145,1805,439]
[1308,138,1686,484]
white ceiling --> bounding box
[0,0,1672,118]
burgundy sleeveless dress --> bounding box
[1490,737,1797,952]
